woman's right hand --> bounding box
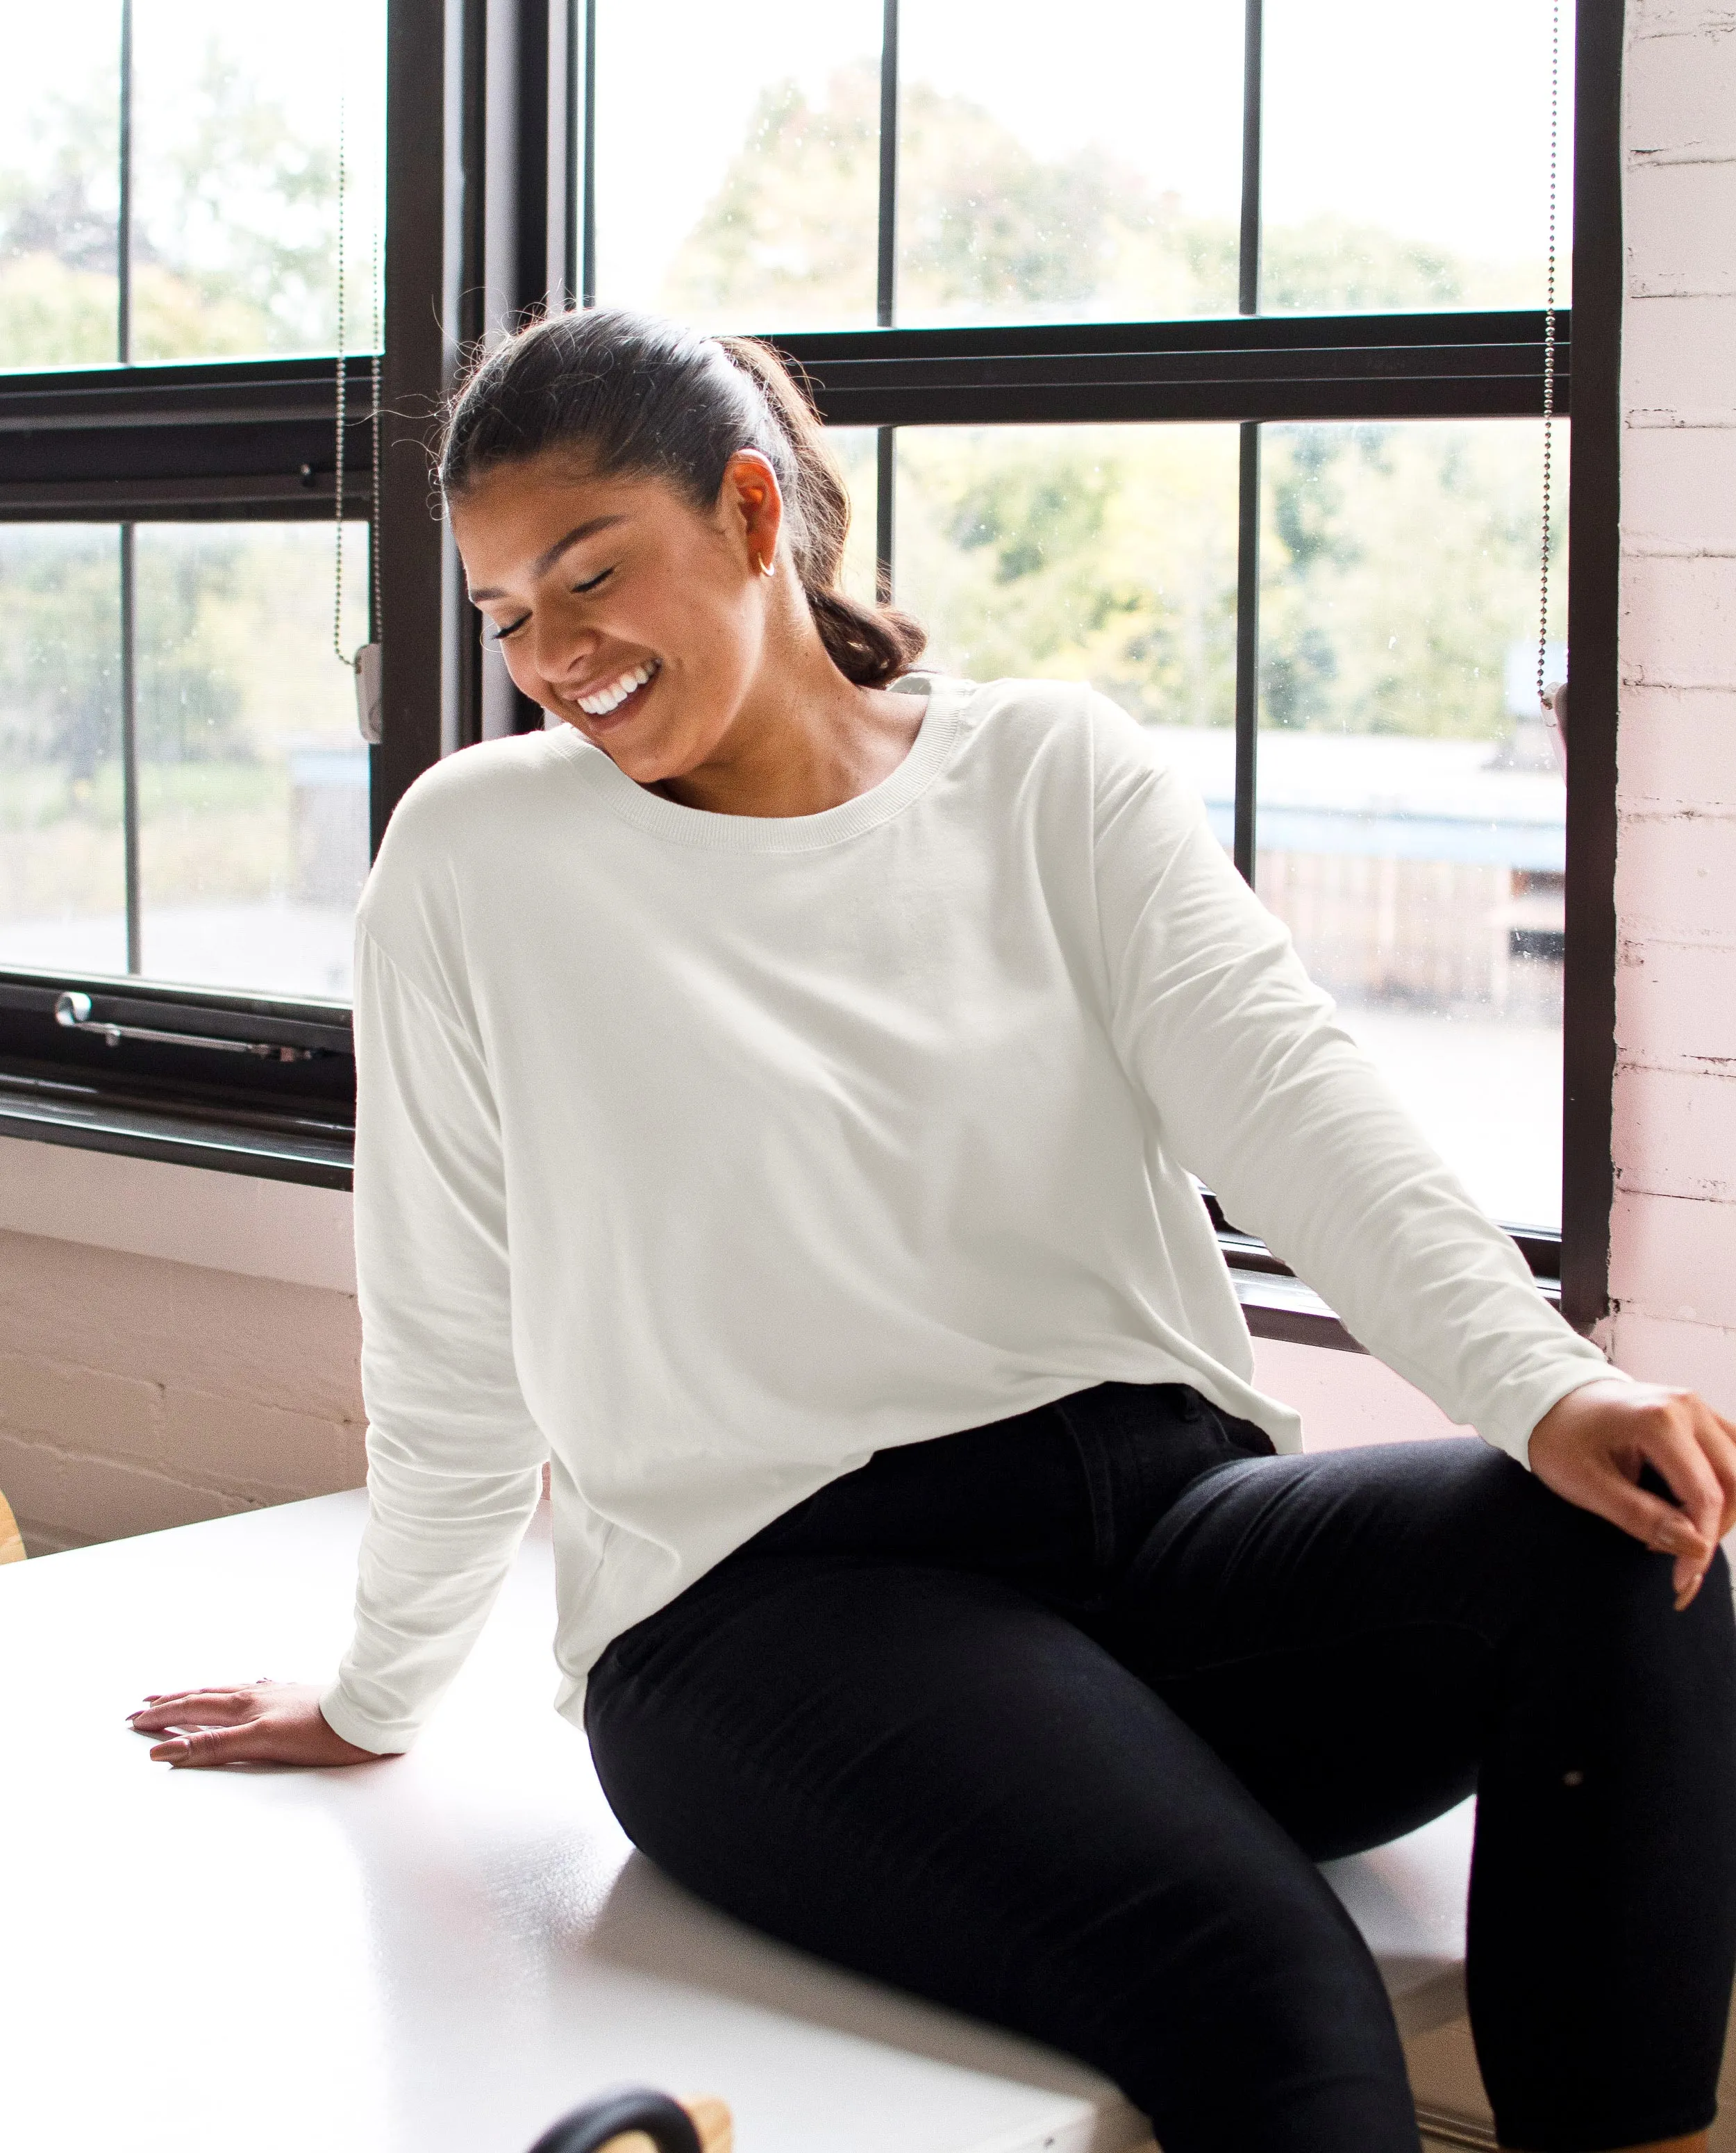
[128,1680,381,1769]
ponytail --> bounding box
[439,310,927,689]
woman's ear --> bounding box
[721,449,785,579]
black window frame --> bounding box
[0,0,1624,1345]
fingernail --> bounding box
[151,1739,189,1763]
[1677,1573,1707,1611]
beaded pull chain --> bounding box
[334,92,384,742]
[1537,0,1565,763]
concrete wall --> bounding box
[1610,0,1736,1417]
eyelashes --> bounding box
[483,566,614,645]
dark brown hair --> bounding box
[439,309,926,689]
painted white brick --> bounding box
[0,1354,160,1463]
[1628,1,1736,40]
[1614,811,1736,940]
[1612,1188,1736,1327]
[1622,429,1736,555]
[158,1389,363,1501]
[1623,294,1736,424]
[1620,551,1736,687]
[1614,1061,1736,1198]
[1608,1308,1736,1417]
[1618,686,1736,809]
[1628,163,1736,296]
[1628,15,1736,150]
[1618,938,1736,1065]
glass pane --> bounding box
[131,0,386,363]
[1262,0,1574,314]
[135,523,369,998]
[899,1,1244,326]
[592,0,883,330]
[1257,420,1567,1229]
[0,2,123,369]
[0,526,126,972]
[896,422,1240,815]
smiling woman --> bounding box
[135,298,1736,2153]
[440,310,928,815]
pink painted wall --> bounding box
[1608,0,1736,1418]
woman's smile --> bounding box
[573,657,661,726]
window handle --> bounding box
[54,991,319,1063]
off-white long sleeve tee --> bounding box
[320,676,1615,1755]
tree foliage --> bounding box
[665,64,1558,740]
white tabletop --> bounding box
[0,1490,1471,2153]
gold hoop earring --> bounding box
[758,551,776,579]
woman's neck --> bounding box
[650,606,925,820]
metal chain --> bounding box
[1536,0,1560,710]
[333,90,348,663]
[370,223,383,642]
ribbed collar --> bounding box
[542,676,968,853]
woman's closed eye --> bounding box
[485,567,614,643]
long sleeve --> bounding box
[319,924,547,1754]
[1087,695,1618,1464]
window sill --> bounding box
[0,1072,352,1190]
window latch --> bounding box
[54,991,319,1064]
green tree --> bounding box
[658,65,1553,743]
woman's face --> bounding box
[451,447,785,785]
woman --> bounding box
[132,311,1736,2153]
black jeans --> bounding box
[586,1382,1736,2152]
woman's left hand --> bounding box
[1530,1377,1736,1609]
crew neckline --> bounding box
[544,674,969,853]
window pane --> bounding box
[131,0,385,363]
[1262,0,1574,314]
[1256,420,1567,1229]
[592,0,883,329]
[896,420,1240,774]
[0,526,126,972]
[0,3,122,369]
[898,1,1244,326]
[135,523,369,998]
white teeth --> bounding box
[577,660,657,717]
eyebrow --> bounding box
[467,513,628,602]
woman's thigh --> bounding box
[585,1552,1421,2153]
[1104,1438,1536,1858]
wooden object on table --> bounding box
[606,2097,733,2153]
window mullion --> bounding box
[1232,0,1265,885]
[874,0,899,606]
[578,0,596,307]
[117,0,134,366]
[119,522,142,974]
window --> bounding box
[0,1,383,1177]
[1,0,1624,1332]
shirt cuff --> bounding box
[1480,1357,1635,1471]
[318,1681,413,1756]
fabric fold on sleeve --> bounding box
[1086,695,1620,1465]
[322,924,548,1754]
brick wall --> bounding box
[0,1228,365,1556]
[1609,0,1736,1415]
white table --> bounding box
[0,1492,1473,2152]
